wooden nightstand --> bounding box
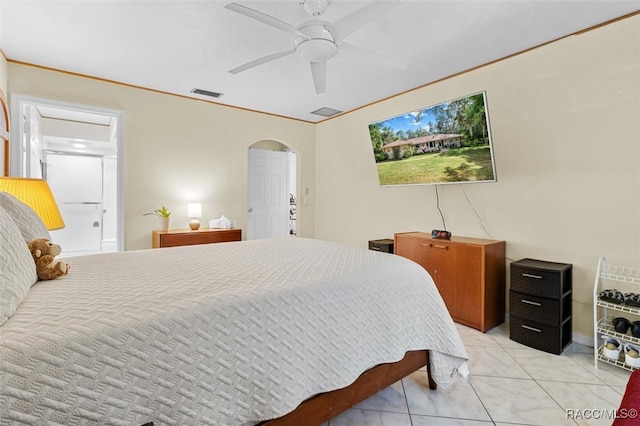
[152,228,242,248]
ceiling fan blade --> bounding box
[339,42,409,70]
[229,49,296,74]
[325,0,401,45]
[310,61,327,94]
[225,3,307,39]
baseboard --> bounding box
[572,332,593,348]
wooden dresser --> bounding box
[152,228,242,248]
[394,232,506,332]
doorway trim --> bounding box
[9,94,126,252]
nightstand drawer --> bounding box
[511,259,571,299]
[509,290,560,326]
[153,228,241,248]
[510,315,571,355]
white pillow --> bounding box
[0,204,38,325]
[0,191,51,242]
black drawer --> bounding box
[511,259,572,299]
[509,290,561,326]
[369,239,394,253]
[510,315,571,355]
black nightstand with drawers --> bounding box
[509,258,573,355]
[368,238,394,253]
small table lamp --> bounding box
[187,202,202,230]
[0,177,65,229]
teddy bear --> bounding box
[27,238,70,280]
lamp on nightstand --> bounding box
[187,203,202,230]
[0,177,65,230]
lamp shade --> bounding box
[0,177,65,230]
[187,203,202,218]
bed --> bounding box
[1,206,469,425]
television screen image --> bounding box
[368,91,497,187]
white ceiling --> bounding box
[1,0,638,123]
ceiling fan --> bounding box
[225,0,407,94]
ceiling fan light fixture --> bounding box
[297,38,338,62]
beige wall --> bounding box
[7,63,316,250]
[0,54,6,96]
[314,15,640,340]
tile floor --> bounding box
[325,323,632,426]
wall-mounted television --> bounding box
[368,91,497,187]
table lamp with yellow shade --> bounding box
[0,177,65,230]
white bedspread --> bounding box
[1,238,468,425]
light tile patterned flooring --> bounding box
[325,323,632,426]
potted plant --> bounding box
[144,206,172,231]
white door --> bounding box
[248,149,289,240]
[47,153,103,253]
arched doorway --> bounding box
[247,140,297,240]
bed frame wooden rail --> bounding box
[140,350,435,426]
[260,350,436,426]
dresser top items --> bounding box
[394,231,504,246]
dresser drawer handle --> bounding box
[419,243,433,247]
[521,299,542,307]
[434,245,449,250]
[522,273,543,279]
[370,246,381,251]
[521,324,542,333]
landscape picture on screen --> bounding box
[368,91,497,186]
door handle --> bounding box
[92,221,100,228]
[248,208,253,213]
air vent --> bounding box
[191,88,223,98]
[310,107,343,117]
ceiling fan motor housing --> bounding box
[303,0,331,16]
